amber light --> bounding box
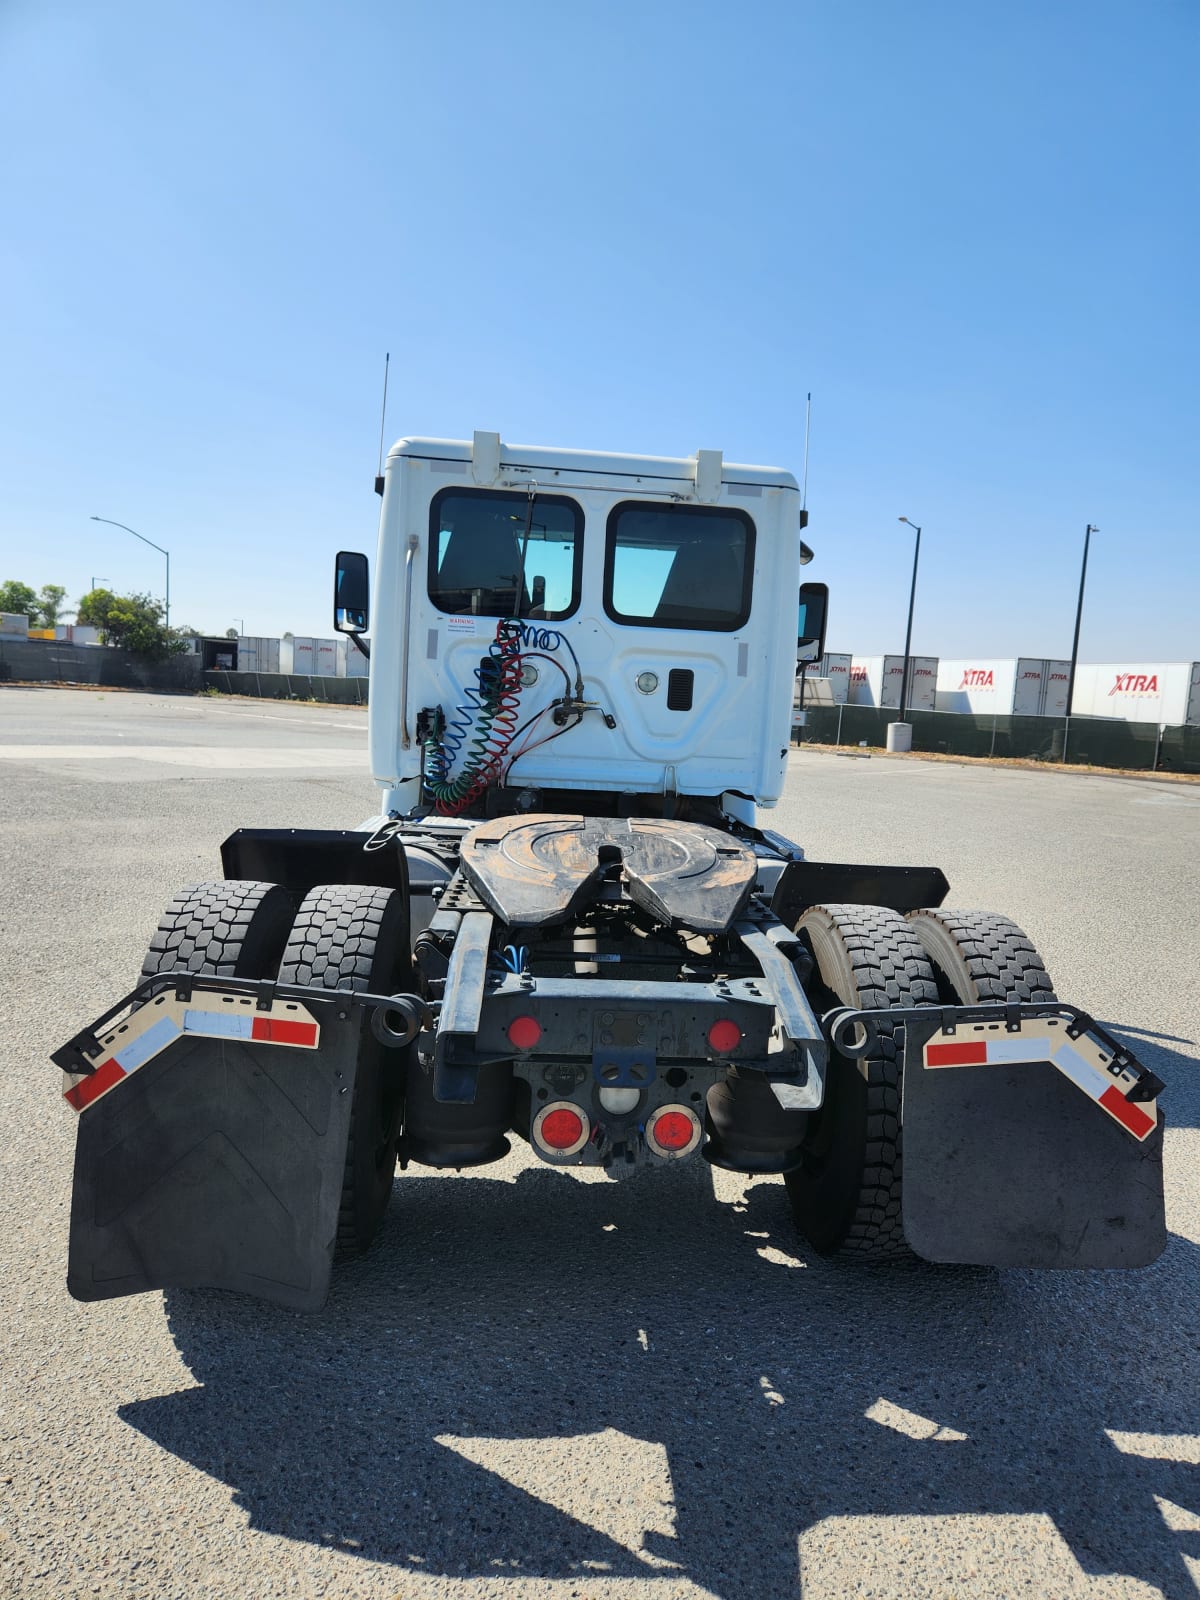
[707,1018,742,1054]
[507,1014,542,1051]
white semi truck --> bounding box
[56,433,1167,1310]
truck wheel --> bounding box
[141,880,294,981]
[785,905,938,1259]
[905,910,1056,1003]
[277,885,411,1256]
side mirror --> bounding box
[797,581,828,665]
[334,550,369,634]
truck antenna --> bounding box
[374,352,390,496]
[801,391,812,511]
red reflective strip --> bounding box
[251,1016,318,1046]
[1100,1085,1154,1140]
[926,1040,988,1067]
[64,1057,126,1112]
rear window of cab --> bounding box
[603,502,754,631]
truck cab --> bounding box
[349,432,820,823]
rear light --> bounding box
[507,1014,542,1051]
[707,1018,742,1055]
[646,1103,702,1159]
[532,1101,590,1158]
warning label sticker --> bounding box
[446,616,478,636]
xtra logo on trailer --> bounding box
[1109,674,1159,696]
[959,669,994,688]
[850,666,868,681]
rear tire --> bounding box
[277,885,412,1256]
[141,880,294,983]
[905,910,1056,1004]
[785,904,937,1259]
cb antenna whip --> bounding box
[374,352,390,496]
[801,391,812,511]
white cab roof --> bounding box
[389,435,799,492]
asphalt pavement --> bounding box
[1,687,1198,1600]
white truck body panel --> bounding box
[367,435,802,815]
[1070,662,1200,725]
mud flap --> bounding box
[67,1017,360,1311]
[897,1010,1166,1269]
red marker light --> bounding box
[646,1103,702,1159]
[507,1014,542,1051]
[707,1018,742,1054]
[539,1107,584,1149]
[532,1101,590,1157]
[651,1110,694,1151]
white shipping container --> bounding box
[1069,662,1200,725]
[345,641,369,678]
[813,652,851,702]
[1,612,29,637]
[935,658,1070,716]
[236,635,281,674]
[794,675,840,708]
[1041,659,1072,717]
[849,655,937,711]
[849,655,905,709]
[907,656,939,711]
[291,636,346,677]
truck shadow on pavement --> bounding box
[123,1165,1200,1599]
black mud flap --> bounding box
[66,1013,360,1311]
[894,1008,1167,1269]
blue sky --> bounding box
[1,0,1195,658]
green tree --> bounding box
[38,584,68,627]
[76,589,187,659]
[0,579,40,622]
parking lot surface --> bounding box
[1,688,1198,1599]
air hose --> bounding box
[423,619,525,815]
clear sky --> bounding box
[1,0,1196,659]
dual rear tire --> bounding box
[786,904,1055,1260]
[141,879,411,1257]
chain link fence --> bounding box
[0,638,202,692]
[795,704,1199,774]
[202,669,368,704]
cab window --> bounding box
[428,488,582,619]
[604,502,754,630]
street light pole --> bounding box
[1063,523,1098,762]
[897,517,923,722]
[1066,524,1098,718]
[90,517,170,632]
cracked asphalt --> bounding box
[1,688,1197,1599]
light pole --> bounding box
[1066,524,1098,719]
[897,516,923,723]
[90,577,110,593]
[1063,524,1098,761]
[90,517,170,632]
[233,618,245,637]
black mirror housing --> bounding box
[797,581,828,665]
[334,551,370,634]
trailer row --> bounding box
[802,655,1200,725]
